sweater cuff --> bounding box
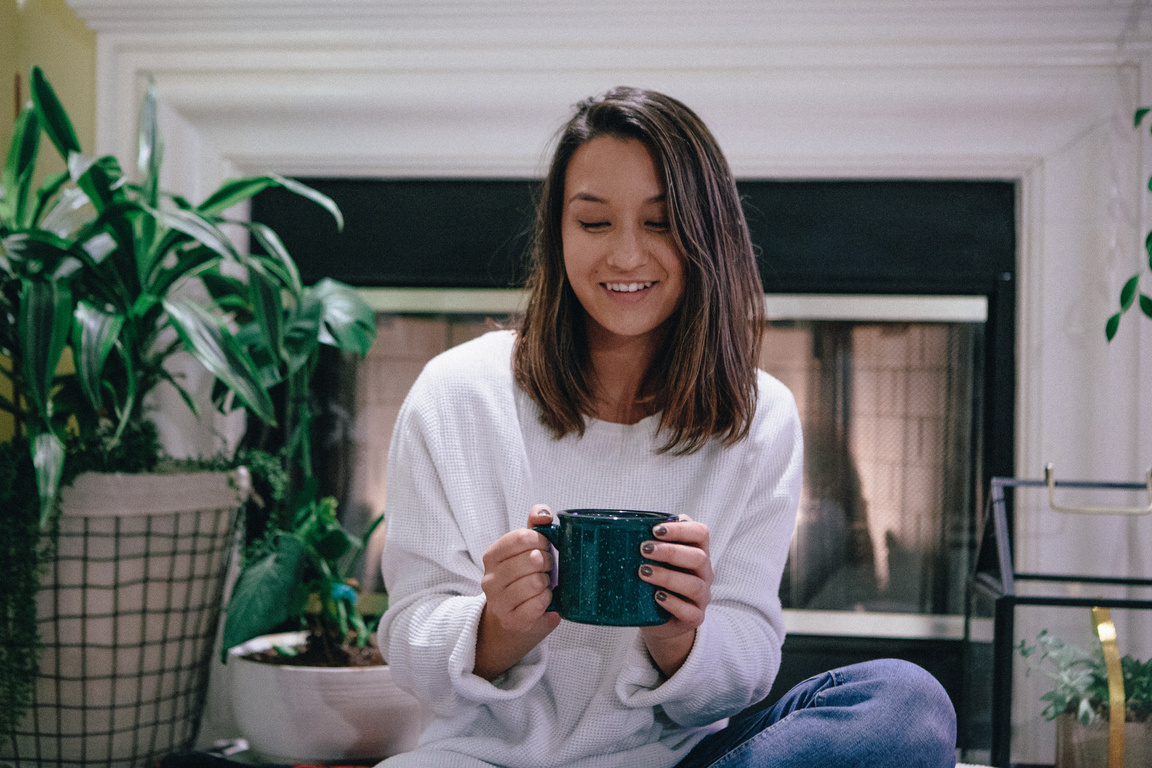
[447,594,549,702]
[613,619,724,725]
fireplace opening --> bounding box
[253,178,1014,742]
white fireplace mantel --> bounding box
[67,0,1152,511]
[64,0,1152,502]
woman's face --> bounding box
[560,136,686,355]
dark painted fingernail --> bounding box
[653,525,668,537]
[639,564,654,577]
[641,542,656,555]
[655,591,668,602]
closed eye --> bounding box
[579,220,609,231]
[646,220,670,231]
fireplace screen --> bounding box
[762,321,979,616]
[332,305,982,620]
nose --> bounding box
[605,226,646,271]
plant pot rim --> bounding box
[60,466,251,517]
[229,631,387,672]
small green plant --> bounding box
[221,469,383,665]
[1018,630,1152,725]
[1107,107,1152,340]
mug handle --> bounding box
[531,524,561,613]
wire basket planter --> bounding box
[1,469,249,768]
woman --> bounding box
[377,86,956,767]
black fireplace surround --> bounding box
[252,179,1015,748]
[252,177,1015,487]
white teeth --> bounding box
[605,282,653,293]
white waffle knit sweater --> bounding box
[377,331,803,768]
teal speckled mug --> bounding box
[532,509,679,626]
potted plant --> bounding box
[0,67,367,767]
[221,492,428,762]
[206,240,428,760]
[1018,630,1152,768]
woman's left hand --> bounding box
[638,514,713,677]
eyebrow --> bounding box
[568,192,667,205]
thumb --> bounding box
[527,503,554,529]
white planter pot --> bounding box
[1,469,249,768]
[229,632,430,763]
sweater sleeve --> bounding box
[615,380,804,727]
[376,366,547,716]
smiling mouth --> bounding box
[604,281,654,293]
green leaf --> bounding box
[30,66,81,160]
[1106,312,1122,341]
[145,202,240,264]
[198,175,342,237]
[1121,275,1139,311]
[136,77,162,210]
[200,271,248,305]
[308,278,376,355]
[18,278,73,420]
[38,185,96,241]
[283,297,324,375]
[314,526,356,563]
[247,263,285,362]
[1136,107,1151,128]
[163,297,277,425]
[243,221,302,295]
[30,170,71,227]
[1142,294,1152,320]
[0,107,40,228]
[271,175,343,231]
[197,177,276,217]
[1,230,85,278]
[220,533,307,661]
[31,430,65,529]
[71,301,125,412]
[74,156,138,285]
[147,244,221,299]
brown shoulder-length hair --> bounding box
[513,86,764,454]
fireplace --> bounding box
[253,179,1013,740]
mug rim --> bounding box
[561,509,678,523]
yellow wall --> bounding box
[1,0,95,440]
[5,0,96,171]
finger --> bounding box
[650,587,706,627]
[504,569,554,610]
[651,519,710,552]
[486,545,553,590]
[484,529,553,573]
[492,580,558,632]
[527,503,554,528]
[640,540,711,574]
[639,563,710,606]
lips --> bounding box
[604,281,654,293]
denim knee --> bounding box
[857,659,957,765]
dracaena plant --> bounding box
[1,66,376,745]
[205,216,380,663]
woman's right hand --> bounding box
[475,504,561,680]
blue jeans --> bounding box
[674,659,957,768]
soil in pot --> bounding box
[242,631,385,668]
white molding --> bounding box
[65,1,1152,59]
[66,1,1152,606]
